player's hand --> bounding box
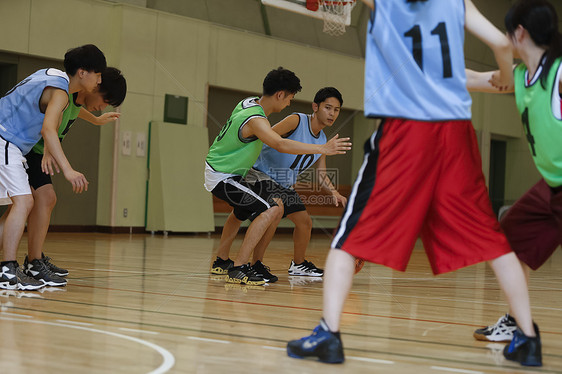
[489,71,513,92]
[331,190,347,207]
[96,112,120,125]
[63,169,89,193]
[321,134,351,155]
[41,152,60,175]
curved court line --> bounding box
[0,315,174,374]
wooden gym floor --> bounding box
[0,232,560,373]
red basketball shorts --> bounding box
[331,118,512,274]
[501,179,562,270]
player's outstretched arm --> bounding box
[316,155,347,207]
[465,0,513,89]
[246,117,351,155]
[466,69,514,93]
[78,107,120,126]
[41,88,88,193]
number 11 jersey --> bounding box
[364,0,471,121]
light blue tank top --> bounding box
[0,68,69,154]
[253,113,327,188]
[364,0,471,120]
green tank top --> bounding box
[514,57,562,187]
[31,92,82,155]
[205,97,266,177]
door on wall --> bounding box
[0,62,17,95]
[489,139,507,217]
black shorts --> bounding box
[25,151,52,190]
[212,176,277,221]
[252,179,306,218]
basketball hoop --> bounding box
[315,0,356,36]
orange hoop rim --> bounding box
[320,0,355,6]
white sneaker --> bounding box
[473,314,517,342]
[288,260,323,277]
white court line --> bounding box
[348,356,394,364]
[262,346,285,351]
[0,311,33,318]
[56,319,93,326]
[120,327,159,335]
[0,315,174,374]
[187,336,230,344]
[431,366,483,374]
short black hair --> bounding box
[313,87,343,106]
[262,67,302,96]
[99,67,127,107]
[64,44,107,76]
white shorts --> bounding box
[0,137,31,205]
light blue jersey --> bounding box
[253,113,327,188]
[0,68,69,154]
[364,0,471,120]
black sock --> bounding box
[1,260,18,267]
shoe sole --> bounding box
[18,283,45,291]
[55,272,69,277]
[288,272,323,277]
[0,282,18,290]
[40,280,67,287]
[473,331,513,342]
[225,275,265,286]
[210,268,229,275]
[286,348,344,364]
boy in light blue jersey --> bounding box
[20,67,126,283]
[0,44,106,291]
[211,88,348,280]
[287,0,540,367]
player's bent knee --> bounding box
[12,194,35,213]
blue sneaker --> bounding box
[503,323,542,367]
[287,319,344,364]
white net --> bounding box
[319,0,356,36]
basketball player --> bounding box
[211,87,347,282]
[287,0,541,367]
[13,67,125,284]
[466,0,560,352]
[0,44,106,290]
[205,67,351,286]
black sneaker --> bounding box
[15,266,44,291]
[0,262,18,290]
[288,260,324,277]
[252,260,278,283]
[287,318,344,364]
[226,264,266,286]
[210,256,234,275]
[42,253,68,277]
[24,258,67,287]
[474,314,517,342]
[503,323,542,367]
